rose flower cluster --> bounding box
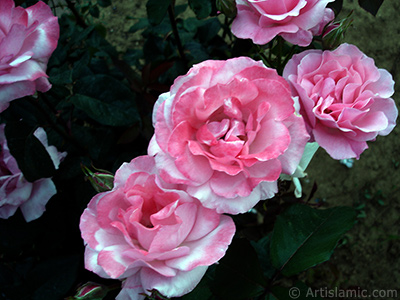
[0,0,396,300]
[79,0,397,297]
[80,48,396,299]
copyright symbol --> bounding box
[289,287,300,299]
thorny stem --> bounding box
[168,2,186,61]
[276,36,284,75]
[281,45,297,70]
[65,0,88,28]
[259,51,273,68]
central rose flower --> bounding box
[149,57,310,214]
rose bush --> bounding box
[0,125,66,222]
[80,155,236,300]
[231,0,334,46]
[148,57,310,214]
[283,43,398,159]
[0,0,59,112]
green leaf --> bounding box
[146,0,171,25]
[129,18,150,33]
[97,0,112,8]
[89,5,100,18]
[251,235,277,279]
[212,239,266,300]
[358,0,384,16]
[31,255,80,300]
[270,204,356,276]
[4,121,56,182]
[189,0,212,19]
[71,75,140,127]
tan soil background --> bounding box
[87,0,400,298]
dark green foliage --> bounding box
[358,0,384,16]
[270,204,357,276]
[1,1,363,299]
[211,239,267,300]
[146,0,171,25]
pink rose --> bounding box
[0,0,59,112]
[283,43,398,159]
[0,125,66,222]
[148,57,309,214]
[80,156,235,300]
[231,0,334,46]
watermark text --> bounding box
[288,287,398,299]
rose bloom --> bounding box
[80,155,235,300]
[0,125,66,222]
[231,0,334,46]
[149,57,309,214]
[0,0,59,112]
[283,43,398,159]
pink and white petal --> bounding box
[80,206,103,250]
[352,111,388,133]
[97,244,135,278]
[33,76,52,93]
[116,273,146,300]
[166,215,235,271]
[249,79,294,121]
[149,223,186,253]
[167,121,195,157]
[172,87,206,125]
[313,123,368,159]
[0,24,27,58]
[115,156,156,189]
[278,114,310,175]
[247,159,282,186]
[152,92,170,126]
[0,203,19,220]
[208,57,267,87]
[22,16,59,59]
[0,60,48,84]
[364,69,394,98]
[0,175,32,207]
[209,172,252,198]
[187,180,273,214]
[281,29,314,47]
[250,0,307,21]
[171,64,216,98]
[0,0,15,34]
[177,149,214,182]
[0,81,36,111]
[310,8,335,35]
[96,190,129,228]
[247,120,291,160]
[84,247,111,279]
[292,0,334,30]
[140,265,209,298]
[185,204,220,242]
[19,178,56,222]
[231,9,274,44]
[25,1,58,25]
[153,151,192,185]
[371,97,398,136]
